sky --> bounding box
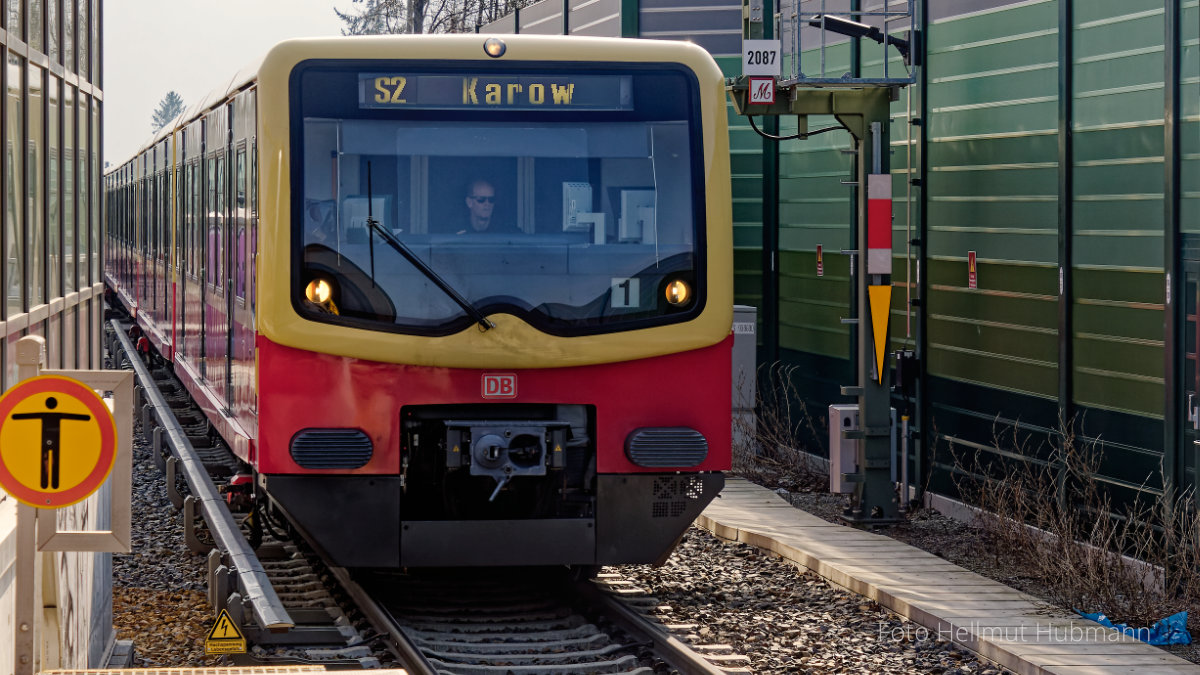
[103,0,353,165]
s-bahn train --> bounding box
[105,35,733,568]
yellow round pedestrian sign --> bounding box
[0,374,118,508]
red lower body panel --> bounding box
[255,335,732,476]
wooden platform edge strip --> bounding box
[41,662,412,667]
[694,481,1198,675]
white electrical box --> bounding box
[828,404,897,494]
[828,404,859,494]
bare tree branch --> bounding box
[336,0,540,35]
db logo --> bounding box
[748,77,775,105]
[482,374,517,399]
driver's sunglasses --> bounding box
[472,196,495,203]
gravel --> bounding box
[112,413,222,667]
[619,527,1010,674]
[110,384,1013,672]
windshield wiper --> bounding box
[365,219,496,332]
[362,161,493,332]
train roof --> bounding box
[111,52,266,175]
[110,34,716,175]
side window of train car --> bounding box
[190,163,199,279]
[216,153,226,295]
[235,148,246,300]
[159,171,165,261]
[164,170,169,261]
[250,140,257,312]
[207,156,216,288]
[183,164,192,278]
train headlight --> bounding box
[305,278,333,304]
[664,279,691,306]
[483,38,506,58]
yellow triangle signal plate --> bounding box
[205,608,247,655]
[868,285,893,385]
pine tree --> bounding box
[151,91,186,133]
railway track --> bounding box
[109,313,749,674]
[338,567,750,674]
[109,317,383,667]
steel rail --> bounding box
[326,567,438,675]
[574,579,729,675]
[109,319,294,632]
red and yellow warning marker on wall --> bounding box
[865,172,893,384]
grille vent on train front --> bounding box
[651,475,705,518]
[625,427,709,468]
[290,429,373,469]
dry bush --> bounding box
[955,420,1200,630]
[732,363,827,491]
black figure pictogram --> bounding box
[12,396,91,489]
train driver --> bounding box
[458,179,519,235]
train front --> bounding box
[254,35,733,568]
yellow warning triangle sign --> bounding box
[205,608,247,655]
[868,285,892,385]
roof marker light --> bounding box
[483,38,507,58]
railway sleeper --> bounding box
[151,423,237,483]
[277,590,336,604]
[285,607,346,624]
[399,616,588,634]
[403,624,602,643]
[698,653,753,665]
[400,608,573,624]
[263,568,323,582]
[411,633,609,653]
[222,592,356,647]
[252,541,291,560]
[425,654,648,674]
[692,644,737,654]
[181,420,210,435]
[396,593,563,607]
[241,624,359,646]
[217,577,360,648]
[259,554,328,577]
[395,599,560,614]
[171,408,204,424]
[271,580,328,594]
[299,645,375,661]
[423,642,629,665]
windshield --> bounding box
[291,63,705,336]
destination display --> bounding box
[358,73,633,111]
